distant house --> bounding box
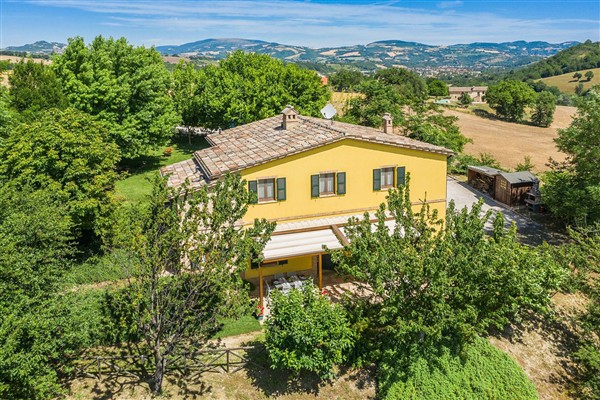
[449,86,488,102]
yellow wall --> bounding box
[241,138,448,224]
[244,255,313,279]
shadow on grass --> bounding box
[244,340,324,397]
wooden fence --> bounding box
[74,346,266,380]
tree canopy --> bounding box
[374,67,428,101]
[542,87,600,225]
[531,91,557,127]
[53,36,180,158]
[190,51,330,129]
[0,108,120,238]
[8,59,66,116]
[486,80,536,121]
[427,79,449,97]
[329,68,364,92]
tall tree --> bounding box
[112,174,274,394]
[343,79,406,128]
[427,79,449,97]
[486,80,536,121]
[172,61,203,143]
[53,36,180,158]
[8,59,66,115]
[329,69,364,92]
[0,108,120,238]
[531,91,557,127]
[331,179,565,362]
[542,87,600,225]
[194,51,330,129]
[374,67,428,101]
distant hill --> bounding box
[508,40,600,80]
[156,38,578,72]
[540,67,600,94]
[3,41,66,55]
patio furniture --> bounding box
[287,275,303,289]
[273,277,291,292]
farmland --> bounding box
[540,67,600,94]
[444,106,574,172]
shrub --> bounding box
[265,284,354,379]
[379,337,538,400]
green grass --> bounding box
[64,249,136,287]
[213,315,262,339]
[540,67,600,94]
[115,135,210,204]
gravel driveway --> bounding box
[446,177,561,245]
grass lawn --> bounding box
[115,135,209,204]
[213,315,262,339]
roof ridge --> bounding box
[298,115,347,136]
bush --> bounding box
[265,284,354,379]
[379,337,538,400]
[448,153,504,175]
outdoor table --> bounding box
[273,277,291,291]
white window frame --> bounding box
[257,178,275,202]
[381,167,394,189]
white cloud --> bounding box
[24,0,599,46]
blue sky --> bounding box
[1,0,599,48]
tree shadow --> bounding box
[244,340,324,397]
[472,108,499,121]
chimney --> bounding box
[382,113,393,134]
[281,105,299,130]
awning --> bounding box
[262,228,344,261]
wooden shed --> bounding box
[467,166,502,195]
[493,171,537,207]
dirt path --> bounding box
[445,106,575,172]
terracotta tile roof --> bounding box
[160,158,208,189]
[448,86,488,92]
[162,113,454,187]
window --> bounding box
[319,173,335,195]
[311,172,346,198]
[381,167,394,188]
[248,177,286,203]
[258,179,275,202]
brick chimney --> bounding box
[281,105,299,130]
[382,113,393,134]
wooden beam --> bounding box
[318,254,323,290]
[259,266,264,309]
[331,224,350,246]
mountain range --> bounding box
[4,38,580,72]
[156,38,579,72]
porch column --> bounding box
[318,254,323,290]
[259,265,264,309]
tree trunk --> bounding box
[152,350,166,395]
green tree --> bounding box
[402,102,469,153]
[343,79,406,128]
[111,174,274,394]
[53,36,180,158]
[0,186,80,399]
[375,67,428,101]
[575,82,586,96]
[0,108,120,238]
[458,92,473,106]
[0,86,12,139]
[329,69,364,92]
[331,179,565,363]
[8,58,66,116]
[585,70,595,81]
[265,284,354,379]
[486,80,536,121]
[542,88,600,225]
[172,61,202,143]
[427,79,449,97]
[573,72,583,81]
[531,91,557,127]
[195,51,330,129]
[515,155,535,171]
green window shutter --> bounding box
[311,174,320,198]
[373,169,381,191]
[396,166,406,187]
[277,177,286,201]
[337,172,346,195]
[248,180,258,204]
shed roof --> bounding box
[499,171,537,184]
[468,165,503,177]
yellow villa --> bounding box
[161,106,453,306]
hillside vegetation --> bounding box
[508,40,600,80]
[540,67,600,94]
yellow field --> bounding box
[540,67,600,94]
[330,91,362,115]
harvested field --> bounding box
[445,106,575,172]
[541,68,600,94]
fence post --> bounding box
[226,350,230,373]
